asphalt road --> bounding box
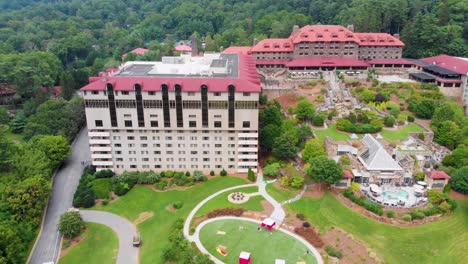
[81,210,139,264]
[28,128,90,264]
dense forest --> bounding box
[0,0,467,103]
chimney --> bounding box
[292,25,300,34]
[393,33,400,39]
[347,24,354,32]
[191,34,198,56]
[253,38,258,46]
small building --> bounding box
[358,134,404,184]
[261,218,276,231]
[335,170,352,188]
[424,170,451,189]
[174,44,192,53]
[337,145,358,156]
[239,251,251,264]
[122,48,149,59]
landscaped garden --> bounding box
[266,183,298,203]
[199,219,318,264]
[287,192,468,264]
[59,223,118,264]
[313,123,350,141]
[195,186,265,218]
[92,176,248,264]
[380,123,425,140]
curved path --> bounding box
[81,210,139,264]
[184,172,323,264]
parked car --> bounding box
[133,234,141,247]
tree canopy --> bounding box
[306,156,344,185]
[302,138,326,163]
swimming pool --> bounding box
[382,190,408,200]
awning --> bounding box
[370,184,382,193]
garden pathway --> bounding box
[81,210,139,264]
[281,184,308,205]
[184,172,323,264]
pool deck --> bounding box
[360,185,428,208]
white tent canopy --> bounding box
[370,184,382,194]
[275,260,286,264]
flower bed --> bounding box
[207,208,244,218]
[294,227,324,248]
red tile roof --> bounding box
[435,78,462,84]
[251,38,294,52]
[368,59,414,65]
[289,25,360,44]
[354,33,404,47]
[343,170,353,179]
[122,48,149,58]
[255,60,289,65]
[425,170,451,180]
[174,45,192,52]
[80,53,261,93]
[286,58,369,67]
[421,55,468,75]
[223,46,252,54]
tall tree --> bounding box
[302,138,326,163]
[60,70,76,101]
[272,133,298,160]
[295,99,315,121]
[306,156,344,188]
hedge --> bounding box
[343,188,383,215]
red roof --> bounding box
[343,170,353,179]
[369,59,414,65]
[421,55,468,75]
[435,78,462,84]
[174,45,192,52]
[286,58,369,67]
[251,38,294,52]
[122,48,149,58]
[223,46,252,54]
[80,53,261,93]
[289,25,360,44]
[425,170,451,180]
[355,33,404,47]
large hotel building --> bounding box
[80,52,261,174]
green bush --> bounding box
[185,171,190,177]
[94,169,114,178]
[386,210,396,218]
[113,181,131,196]
[247,168,256,182]
[290,176,304,189]
[101,199,109,206]
[402,214,412,222]
[210,170,215,176]
[154,181,168,190]
[410,210,425,220]
[296,213,305,220]
[173,201,184,209]
[264,163,281,177]
[73,186,95,208]
[325,245,343,259]
[407,115,415,122]
[164,171,175,178]
[193,171,205,181]
[220,169,227,177]
[90,178,112,199]
[363,200,383,216]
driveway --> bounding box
[28,128,90,264]
[80,210,139,264]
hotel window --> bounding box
[127,136,134,140]
[140,136,147,140]
[95,120,103,127]
[125,120,132,127]
[214,92,221,96]
[166,144,172,147]
[214,121,222,127]
[215,144,222,148]
[122,91,129,95]
[148,92,156,95]
[189,121,197,127]
[243,121,250,128]
[153,143,160,147]
[130,165,137,169]
[188,92,195,96]
[154,151,161,154]
[114,144,121,147]
[141,144,148,147]
[243,92,251,96]
[92,91,99,95]
[150,121,158,127]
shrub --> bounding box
[312,115,325,126]
[407,115,415,122]
[154,181,168,190]
[423,205,439,216]
[383,116,395,127]
[113,181,131,196]
[247,168,256,182]
[210,170,215,176]
[193,171,204,181]
[349,182,360,192]
[58,211,84,238]
[94,169,114,178]
[296,213,305,221]
[220,169,227,177]
[386,210,396,218]
[207,208,244,218]
[164,171,174,178]
[410,210,425,220]
[83,166,96,176]
[426,189,447,205]
[294,227,324,248]
[339,155,351,165]
[73,186,95,208]
[414,172,425,181]
[302,222,311,228]
[90,178,112,199]
[101,199,109,206]
[280,176,290,188]
[290,176,304,189]
[185,171,190,177]
[263,163,281,177]
[402,214,412,222]
[438,201,452,213]
[173,201,184,209]
[325,246,343,259]
[363,200,383,216]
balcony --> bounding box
[92,160,113,166]
[237,161,258,166]
[88,131,110,137]
[90,146,112,152]
[237,154,258,160]
[238,147,257,153]
[238,168,258,173]
[91,153,113,159]
[238,133,258,138]
[238,140,258,145]
[89,139,111,145]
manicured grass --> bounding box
[381,123,424,140]
[195,186,265,217]
[3,127,24,144]
[94,176,248,264]
[59,223,118,264]
[313,123,350,141]
[199,219,318,264]
[287,192,468,264]
[266,183,298,203]
[90,178,112,199]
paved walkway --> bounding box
[28,128,90,264]
[281,184,308,205]
[81,210,139,264]
[184,171,323,264]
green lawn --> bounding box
[199,219,318,264]
[94,176,248,264]
[195,186,265,217]
[381,123,425,140]
[313,123,350,141]
[90,178,113,199]
[59,223,118,264]
[287,192,468,264]
[265,183,298,203]
[3,127,24,144]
